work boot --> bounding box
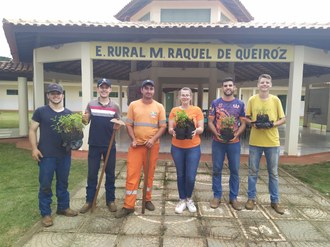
[56,208,78,217]
[245,199,256,210]
[41,215,53,227]
[229,199,242,211]
[79,203,92,214]
[145,201,155,211]
[210,197,221,209]
[271,203,285,215]
[108,201,117,212]
[115,207,135,218]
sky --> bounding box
[1,0,330,58]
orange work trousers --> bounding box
[124,143,160,209]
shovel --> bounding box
[142,147,151,214]
[91,118,125,213]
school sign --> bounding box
[91,42,293,62]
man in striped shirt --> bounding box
[79,78,121,214]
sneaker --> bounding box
[108,201,117,212]
[229,199,242,211]
[245,199,256,210]
[79,202,92,214]
[186,199,197,213]
[175,199,187,214]
[271,203,285,215]
[41,215,53,227]
[145,201,155,211]
[56,208,78,217]
[115,207,135,218]
[210,197,221,209]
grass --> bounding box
[282,162,330,198]
[0,111,33,128]
[0,143,87,247]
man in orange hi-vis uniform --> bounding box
[116,79,166,218]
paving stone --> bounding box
[275,220,327,241]
[234,206,269,219]
[43,215,84,232]
[165,172,177,181]
[297,207,330,220]
[80,216,123,234]
[199,202,234,218]
[263,205,304,220]
[163,216,200,237]
[122,216,162,235]
[115,236,159,247]
[163,236,205,246]
[195,173,212,182]
[207,239,247,247]
[291,242,330,247]
[23,232,75,247]
[71,233,117,247]
[194,190,213,202]
[239,218,286,242]
[202,218,245,240]
[281,194,319,207]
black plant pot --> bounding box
[185,121,196,139]
[61,131,84,151]
[220,128,234,142]
[175,127,186,140]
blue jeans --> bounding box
[247,145,280,203]
[171,145,201,199]
[86,145,116,204]
[38,155,71,216]
[212,140,241,201]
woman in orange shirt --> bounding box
[168,87,204,214]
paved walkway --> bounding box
[13,157,330,246]
[1,137,329,246]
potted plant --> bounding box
[254,111,274,129]
[174,110,195,140]
[52,113,84,151]
[219,115,235,142]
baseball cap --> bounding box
[97,78,111,87]
[141,79,155,87]
[47,83,63,94]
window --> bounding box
[139,12,150,21]
[161,9,211,23]
[220,13,230,23]
[79,91,97,97]
[109,92,118,97]
[7,89,18,95]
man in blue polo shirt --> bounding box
[79,78,121,213]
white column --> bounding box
[18,77,29,136]
[208,64,217,107]
[33,49,45,109]
[118,85,123,114]
[327,87,330,132]
[285,46,304,155]
[81,43,94,151]
[303,85,311,127]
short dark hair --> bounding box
[221,77,235,85]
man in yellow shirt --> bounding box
[244,74,286,214]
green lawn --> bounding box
[0,111,33,128]
[0,143,87,247]
[282,162,330,197]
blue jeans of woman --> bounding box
[212,140,241,201]
[86,145,116,204]
[247,145,280,203]
[38,155,71,216]
[171,145,201,200]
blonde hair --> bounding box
[258,74,272,82]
